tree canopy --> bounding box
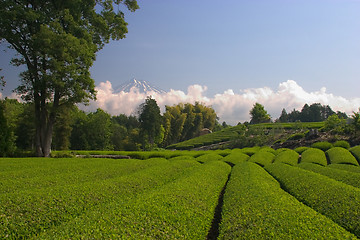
[249,103,271,124]
[0,0,139,156]
[138,96,163,148]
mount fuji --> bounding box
[114,78,166,94]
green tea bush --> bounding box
[265,163,360,237]
[274,148,291,155]
[326,147,359,166]
[240,146,260,156]
[350,146,360,164]
[219,162,357,239]
[329,164,360,174]
[260,146,276,154]
[221,151,249,165]
[287,132,305,140]
[169,155,195,161]
[274,149,299,166]
[38,161,231,239]
[333,140,350,149]
[311,141,333,151]
[294,146,309,154]
[0,158,201,238]
[298,162,360,189]
[248,150,275,167]
[300,148,327,166]
[195,153,223,163]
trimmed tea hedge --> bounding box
[38,161,231,239]
[248,150,275,167]
[265,163,360,237]
[311,141,333,151]
[350,146,360,164]
[221,151,249,165]
[274,149,299,166]
[294,146,309,154]
[333,140,350,149]
[329,164,360,174]
[219,162,357,239]
[300,148,328,166]
[195,153,223,163]
[298,162,360,189]
[0,158,201,239]
[326,147,359,166]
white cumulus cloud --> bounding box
[81,79,360,125]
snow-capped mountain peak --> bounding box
[114,78,166,94]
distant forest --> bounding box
[0,97,352,155]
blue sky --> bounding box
[89,0,360,97]
[1,0,360,122]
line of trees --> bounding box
[249,102,348,124]
[1,97,359,156]
[0,97,220,155]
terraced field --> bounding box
[1,145,360,239]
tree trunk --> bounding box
[34,88,56,157]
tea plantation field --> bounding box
[1,145,360,239]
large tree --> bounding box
[138,96,163,148]
[0,0,139,156]
[249,102,271,124]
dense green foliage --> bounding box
[311,141,333,151]
[333,140,351,149]
[326,147,359,166]
[273,149,299,165]
[329,164,360,174]
[2,146,360,238]
[162,102,218,146]
[0,101,16,156]
[249,102,271,124]
[0,158,202,238]
[350,145,360,164]
[0,158,230,239]
[277,103,344,123]
[298,162,360,189]
[219,162,357,239]
[138,97,163,148]
[248,150,275,167]
[300,148,328,166]
[265,163,360,237]
[221,150,249,165]
[0,0,139,157]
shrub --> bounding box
[265,163,360,237]
[274,148,291,155]
[300,148,327,166]
[169,155,195,161]
[294,146,309,154]
[248,150,275,167]
[311,141,333,151]
[240,146,260,156]
[350,146,360,164]
[39,161,231,239]
[195,153,223,163]
[219,162,357,239]
[221,152,249,165]
[333,140,350,149]
[298,162,360,189]
[274,149,299,166]
[326,147,359,166]
[287,132,305,140]
[329,164,360,174]
[0,158,202,238]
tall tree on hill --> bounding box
[249,103,271,124]
[138,97,163,148]
[0,0,139,157]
